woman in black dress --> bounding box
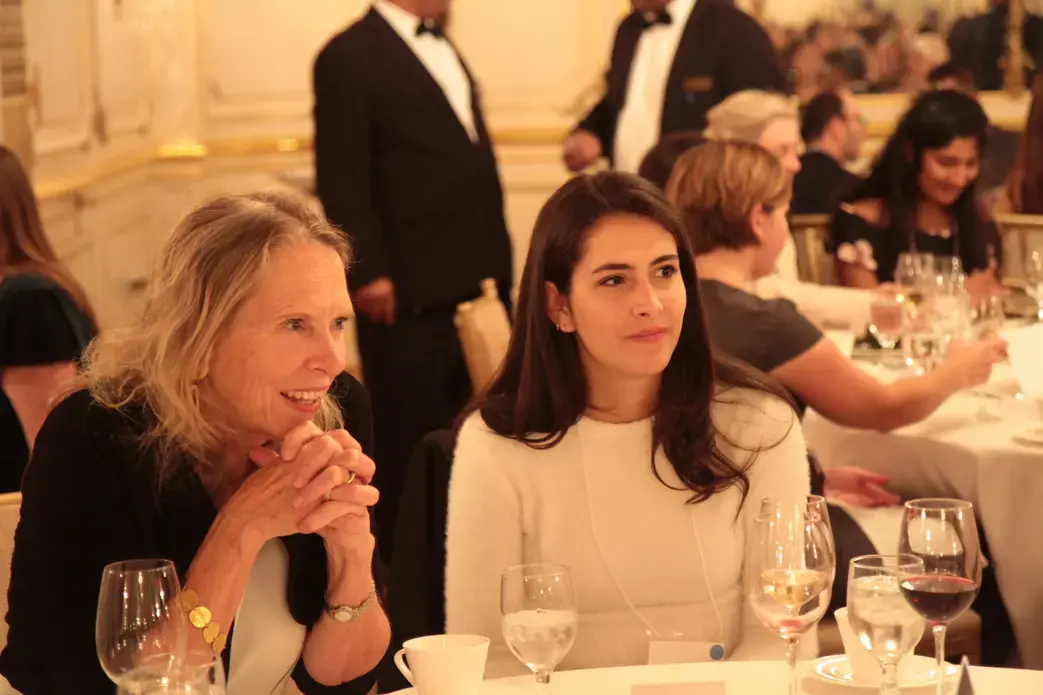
[0,191,389,694]
[0,146,96,493]
[831,90,1003,298]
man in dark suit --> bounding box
[313,0,512,559]
[791,89,864,215]
[564,0,785,174]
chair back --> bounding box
[0,493,21,652]
[788,214,834,285]
[994,213,1043,286]
[454,279,511,394]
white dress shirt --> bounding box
[614,0,697,173]
[373,0,478,142]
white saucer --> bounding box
[809,655,958,692]
[1013,426,1043,447]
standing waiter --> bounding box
[564,0,785,174]
[313,0,512,559]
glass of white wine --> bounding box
[747,499,835,695]
[501,563,578,692]
[847,554,926,695]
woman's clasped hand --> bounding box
[223,420,380,552]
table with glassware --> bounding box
[804,355,1043,669]
[389,660,1043,695]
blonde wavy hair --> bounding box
[666,140,792,254]
[704,90,799,144]
[79,191,350,485]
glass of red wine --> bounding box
[897,499,982,695]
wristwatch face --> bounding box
[331,606,357,623]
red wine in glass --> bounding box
[900,574,978,624]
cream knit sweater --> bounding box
[445,388,814,678]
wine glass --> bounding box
[895,252,934,306]
[847,555,926,695]
[501,563,578,691]
[746,498,835,695]
[869,290,906,350]
[1026,250,1043,321]
[117,650,226,694]
[972,294,1005,339]
[96,559,188,684]
[898,499,982,695]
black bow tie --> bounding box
[640,9,672,29]
[416,19,445,39]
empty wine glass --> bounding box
[117,650,226,694]
[747,498,835,695]
[1026,250,1043,321]
[895,252,935,306]
[501,563,578,692]
[898,499,982,695]
[847,555,926,695]
[96,560,188,684]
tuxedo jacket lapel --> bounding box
[609,19,644,110]
[366,9,477,146]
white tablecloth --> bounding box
[803,363,1043,668]
[390,660,1043,694]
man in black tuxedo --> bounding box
[564,0,785,174]
[791,89,864,215]
[313,0,512,559]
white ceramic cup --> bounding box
[394,634,490,695]
[835,607,923,685]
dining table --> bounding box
[389,659,1043,694]
[803,351,1043,669]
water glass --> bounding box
[898,499,982,695]
[96,560,188,684]
[116,651,225,694]
[501,563,578,691]
[869,291,905,349]
[746,497,835,695]
[847,555,926,695]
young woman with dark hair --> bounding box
[0,146,96,492]
[445,171,812,676]
[832,90,1002,297]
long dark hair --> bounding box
[846,90,990,265]
[0,146,97,326]
[1007,75,1043,214]
[467,172,791,505]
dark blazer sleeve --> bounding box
[0,392,156,695]
[287,372,389,695]
[313,37,389,292]
[717,9,785,94]
[577,95,617,160]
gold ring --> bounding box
[346,471,358,485]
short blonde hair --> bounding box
[704,90,798,144]
[80,191,350,485]
[666,140,792,254]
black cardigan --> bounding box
[0,373,386,695]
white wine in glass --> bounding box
[501,563,578,692]
[96,559,188,685]
[747,499,835,695]
[847,554,926,695]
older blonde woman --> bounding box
[0,192,390,695]
[704,89,874,331]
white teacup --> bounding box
[834,607,923,685]
[394,634,490,695]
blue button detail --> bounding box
[710,644,725,661]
